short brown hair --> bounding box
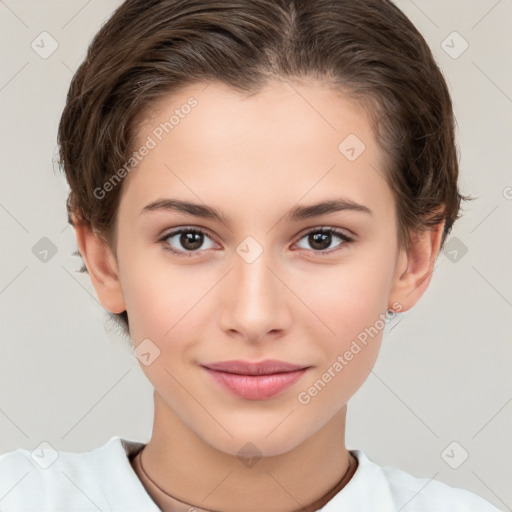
[58,0,464,334]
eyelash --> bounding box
[159,226,354,258]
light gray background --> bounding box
[1,0,511,509]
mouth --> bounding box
[201,359,310,400]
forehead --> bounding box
[138,79,373,157]
[121,80,392,220]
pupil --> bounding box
[310,232,331,251]
[182,232,203,250]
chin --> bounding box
[215,433,305,459]
[194,414,316,459]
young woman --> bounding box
[0,1,502,510]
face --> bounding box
[111,80,404,456]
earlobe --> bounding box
[73,222,126,314]
[388,222,445,313]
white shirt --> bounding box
[0,436,502,511]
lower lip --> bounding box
[203,368,308,400]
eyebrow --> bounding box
[140,197,372,226]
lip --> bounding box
[201,359,310,400]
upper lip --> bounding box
[202,359,309,375]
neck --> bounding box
[136,391,354,512]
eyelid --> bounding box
[159,225,216,241]
[295,224,355,241]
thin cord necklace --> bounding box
[137,447,357,512]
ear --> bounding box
[388,222,445,313]
[73,222,126,314]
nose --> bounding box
[219,243,292,344]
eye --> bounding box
[160,226,353,257]
[295,227,353,255]
[160,228,216,256]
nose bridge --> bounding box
[221,236,289,338]
[234,236,278,312]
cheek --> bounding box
[122,261,208,345]
[294,274,388,419]
[293,249,396,403]
[120,260,209,401]
[298,254,396,342]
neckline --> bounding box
[129,446,360,512]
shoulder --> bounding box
[0,437,158,512]
[344,449,503,512]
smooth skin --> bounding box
[74,80,444,512]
